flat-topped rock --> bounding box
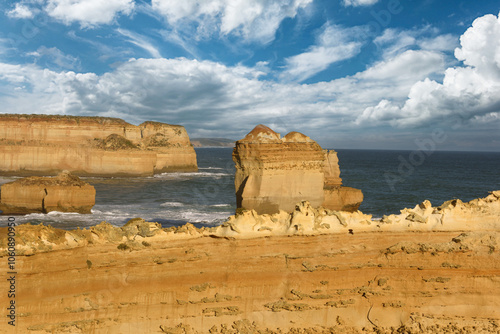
[232,125,363,214]
[0,114,197,176]
[0,171,95,214]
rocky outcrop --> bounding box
[0,114,197,176]
[1,192,499,333]
[1,191,499,251]
[0,171,95,214]
[232,125,363,214]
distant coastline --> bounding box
[191,138,235,148]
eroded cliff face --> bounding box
[0,171,95,214]
[0,114,197,176]
[232,124,363,214]
[0,193,498,333]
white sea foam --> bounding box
[210,204,232,208]
[160,202,184,207]
[0,176,19,185]
[154,172,230,179]
[180,211,232,223]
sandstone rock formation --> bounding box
[0,114,197,177]
[232,124,363,214]
[216,190,500,238]
[0,192,499,333]
[0,171,95,214]
[3,191,498,252]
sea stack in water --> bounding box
[0,114,197,177]
[0,171,96,214]
[233,125,363,214]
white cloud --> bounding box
[282,24,366,82]
[26,46,80,70]
[6,3,35,19]
[455,13,500,80]
[151,0,313,44]
[116,29,162,58]
[45,0,135,27]
[374,27,458,59]
[358,50,444,82]
[0,49,444,139]
[359,12,500,128]
[0,13,498,150]
[343,0,378,7]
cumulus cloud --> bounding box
[45,0,134,27]
[343,0,378,7]
[6,3,35,19]
[0,12,498,149]
[0,47,445,140]
[151,0,313,44]
[282,24,367,82]
[358,12,500,128]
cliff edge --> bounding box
[0,114,198,176]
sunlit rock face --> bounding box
[0,114,197,177]
[232,124,363,214]
[0,171,95,214]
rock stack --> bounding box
[232,125,363,214]
[0,171,95,214]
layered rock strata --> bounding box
[232,124,363,214]
[0,171,95,214]
[0,193,499,333]
[0,114,197,176]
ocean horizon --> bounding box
[1,147,499,230]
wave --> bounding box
[154,172,231,179]
[160,202,185,207]
[210,204,232,208]
[0,176,20,185]
[179,211,232,224]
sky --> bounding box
[0,1,500,151]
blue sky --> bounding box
[0,0,499,151]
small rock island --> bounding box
[0,171,95,214]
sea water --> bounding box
[0,148,499,230]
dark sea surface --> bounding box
[1,148,499,230]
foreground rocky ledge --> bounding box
[0,192,499,333]
[1,191,498,255]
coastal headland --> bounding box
[0,192,499,333]
[0,114,198,177]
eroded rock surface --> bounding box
[0,171,95,214]
[0,192,499,333]
[232,125,363,214]
[0,114,197,176]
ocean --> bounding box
[0,148,499,230]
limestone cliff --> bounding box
[0,193,499,333]
[232,125,363,214]
[0,114,197,176]
[0,171,95,214]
